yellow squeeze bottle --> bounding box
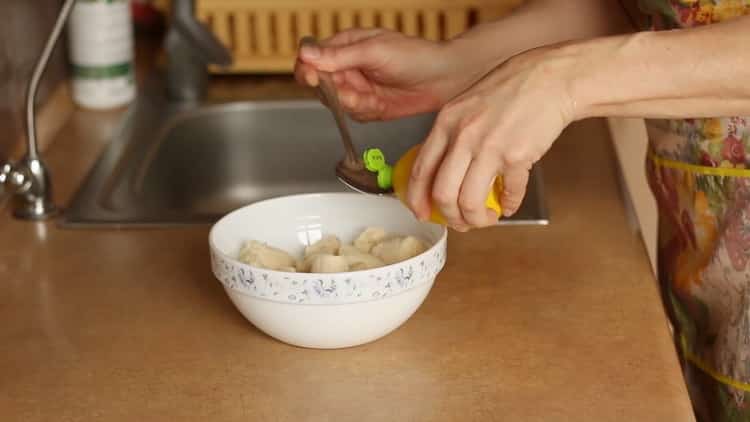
[364,145,503,225]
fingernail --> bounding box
[301,46,320,59]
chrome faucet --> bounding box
[164,0,232,101]
[0,0,76,219]
[0,0,232,219]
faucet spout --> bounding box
[165,0,233,101]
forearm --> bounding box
[446,0,633,79]
[568,16,750,119]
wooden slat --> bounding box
[254,10,272,56]
[210,56,297,73]
[380,10,398,30]
[296,9,314,38]
[276,10,294,55]
[444,9,466,39]
[338,9,356,30]
[212,11,232,48]
[358,9,376,28]
[422,9,440,40]
[233,12,251,54]
[317,10,334,39]
[196,0,526,75]
[401,9,418,36]
[198,0,524,10]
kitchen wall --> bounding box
[0,0,68,159]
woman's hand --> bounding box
[406,46,578,230]
[294,28,490,121]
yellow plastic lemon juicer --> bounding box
[362,145,504,225]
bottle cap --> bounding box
[363,148,387,172]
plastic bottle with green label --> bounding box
[67,0,136,109]
[363,145,503,225]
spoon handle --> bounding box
[299,36,361,168]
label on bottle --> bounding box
[67,0,135,109]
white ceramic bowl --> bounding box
[209,193,447,349]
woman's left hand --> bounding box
[406,46,579,231]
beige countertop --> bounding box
[0,73,694,420]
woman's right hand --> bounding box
[294,29,483,122]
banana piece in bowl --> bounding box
[339,244,385,271]
[304,235,341,257]
[371,236,428,265]
[238,228,427,273]
[353,227,388,253]
[238,240,298,272]
[309,254,350,273]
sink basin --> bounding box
[134,102,438,216]
[62,81,548,227]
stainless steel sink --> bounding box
[62,80,548,227]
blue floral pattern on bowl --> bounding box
[210,236,447,305]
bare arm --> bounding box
[294,0,636,120]
[445,0,635,79]
[406,11,750,228]
[566,15,750,119]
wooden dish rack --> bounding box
[153,0,523,74]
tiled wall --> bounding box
[0,0,68,159]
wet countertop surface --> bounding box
[0,73,694,421]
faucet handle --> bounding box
[0,162,30,194]
[0,157,57,219]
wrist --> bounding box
[532,40,598,122]
[557,33,647,121]
[502,41,589,125]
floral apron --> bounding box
[638,1,750,420]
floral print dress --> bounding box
[638,1,750,421]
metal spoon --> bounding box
[299,36,391,195]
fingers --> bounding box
[338,89,384,119]
[407,106,533,229]
[500,164,530,217]
[295,28,384,87]
[432,145,472,230]
[295,66,383,120]
[298,30,384,73]
[459,156,500,227]
[294,60,319,87]
[295,29,385,116]
[336,70,382,118]
[342,69,373,93]
[406,124,451,222]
